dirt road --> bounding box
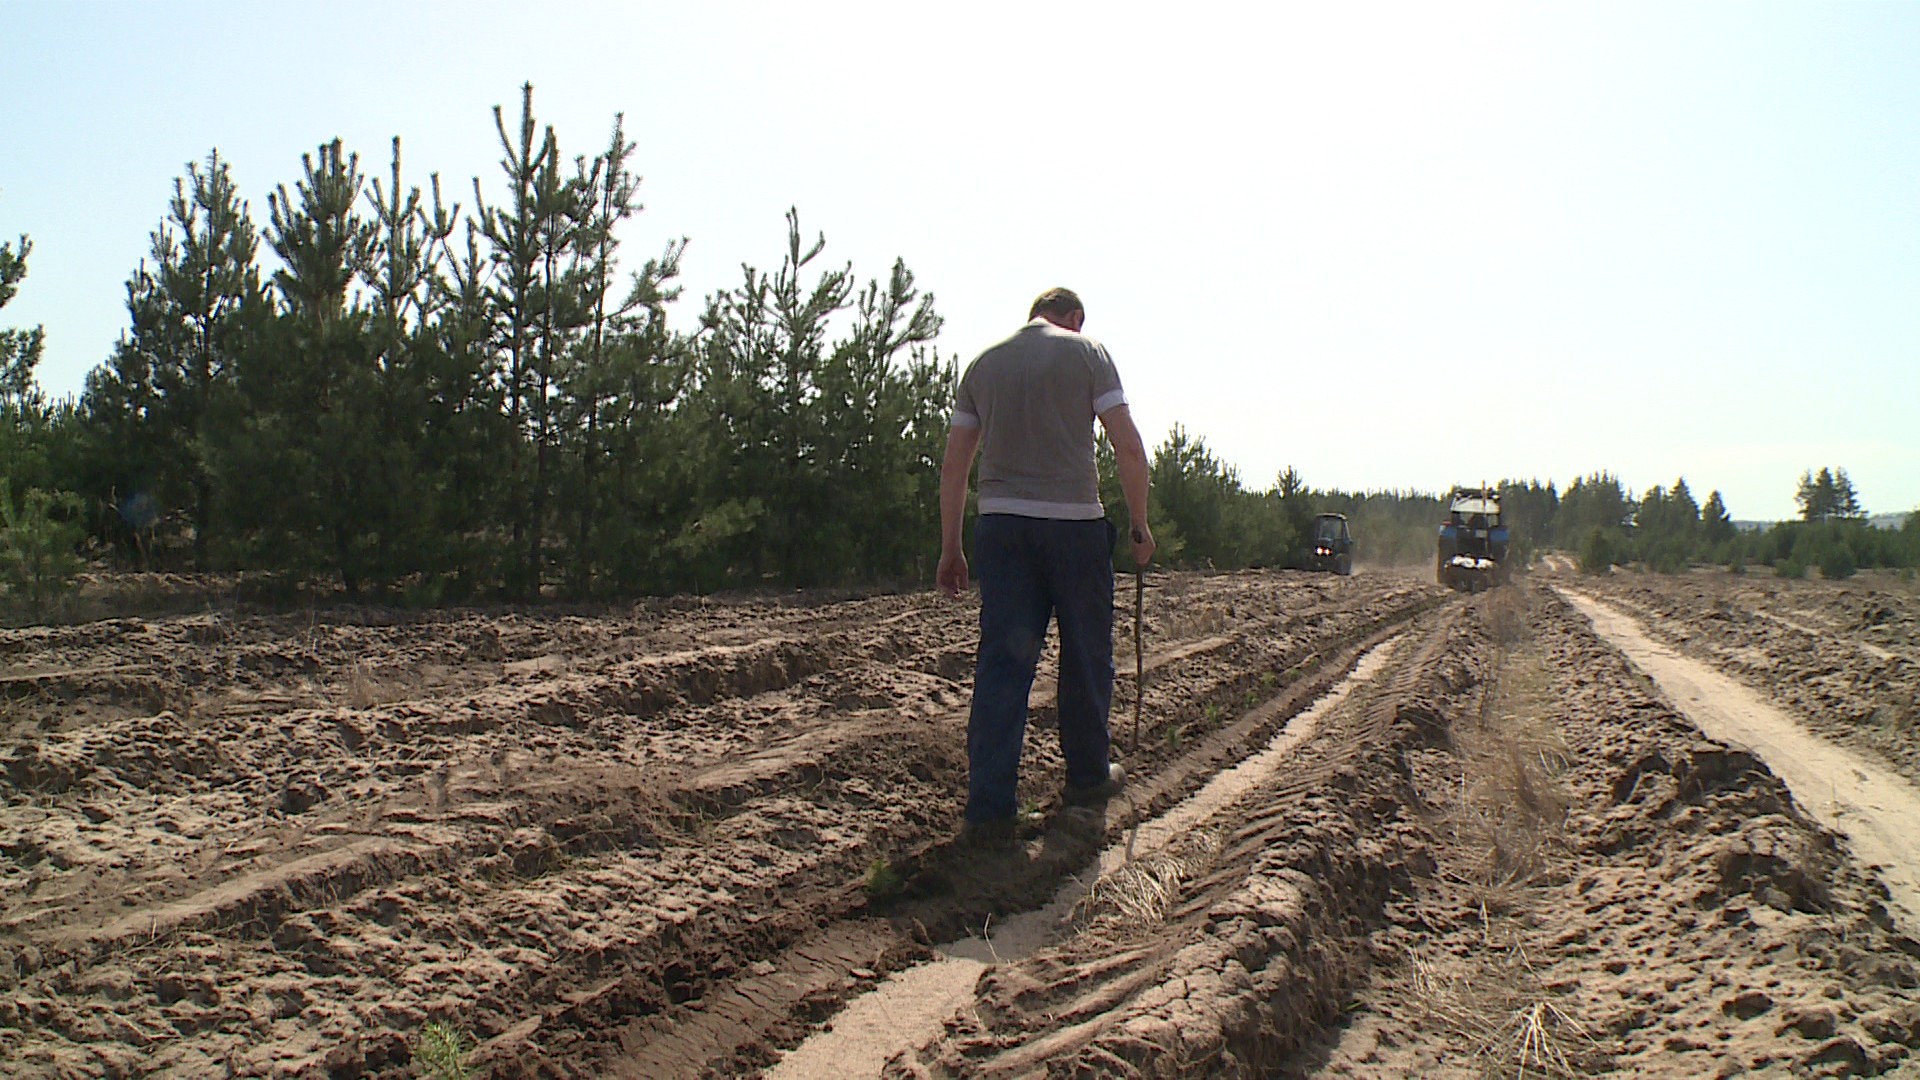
[3,566,1918,1077]
[1562,587,1920,929]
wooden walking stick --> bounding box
[1132,565,1144,750]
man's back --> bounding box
[957,319,1126,519]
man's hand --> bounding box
[938,548,970,598]
[1098,404,1155,569]
[1129,523,1156,569]
[938,426,981,599]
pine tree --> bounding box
[1668,478,1700,535]
[681,212,954,587]
[267,141,374,324]
[367,138,456,342]
[766,210,853,583]
[1495,479,1558,561]
[0,231,46,423]
[1,228,51,493]
[241,139,386,590]
[693,210,855,585]
[1833,467,1863,519]
[1701,490,1735,546]
[815,257,945,581]
[1796,466,1861,522]
[355,137,480,589]
[475,84,591,593]
[1151,425,1242,567]
[1797,467,1836,522]
[83,150,262,568]
[1274,465,1314,568]
[557,113,689,594]
[1557,472,1631,546]
[1634,484,1667,533]
[0,225,83,605]
[418,220,515,593]
[684,262,776,585]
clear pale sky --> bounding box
[4,1,1916,522]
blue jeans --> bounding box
[966,514,1116,824]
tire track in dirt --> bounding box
[1,594,977,1076]
[1562,587,1920,930]
[0,573,1445,1077]
[766,634,1411,1080]
[1549,569,1920,788]
[1300,583,1920,1078]
[872,604,1472,1077]
[518,578,1446,1078]
[0,599,980,948]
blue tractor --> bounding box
[1436,486,1511,592]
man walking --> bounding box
[937,288,1155,845]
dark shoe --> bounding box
[1063,762,1126,807]
[958,817,1019,849]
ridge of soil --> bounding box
[1294,584,1920,1078]
[0,570,1438,1077]
[1557,569,1919,786]
[8,566,1920,1077]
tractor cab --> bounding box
[1437,486,1512,591]
[1308,513,1353,575]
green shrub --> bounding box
[1578,527,1617,576]
[0,485,84,614]
[864,857,904,901]
[1776,558,1807,579]
[1646,543,1687,575]
[1819,543,1857,581]
[413,1021,472,1080]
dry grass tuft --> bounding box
[1407,949,1497,1041]
[1401,947,1599,1079]
[1349,592,1599,1075]
[1453,724,1572,890]
[1070,830,1223,933]
[340,662,406,709]
[413,1020,474,1080]
[1485,998,1592,1079]
[1450,597,1572,893]
[1388,590,1597,1076]
[1484,587,1530,647]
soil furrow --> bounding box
[527,582,1444,1077]
[0,571,1433,1077]
[878,604,1471,1077]
[1552,568,1920,789]
[1300,581,1920,1078]
[22,567,1912,1078]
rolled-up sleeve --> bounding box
[1088,342,1128,415]
[953,370,982,428]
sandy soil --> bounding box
[3,564,1918,1077]
[1562,588,1920,929]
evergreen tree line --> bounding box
[1568,467,1920,581]
[2,226,86,608]
[3,86,955,600]
[4,89,1916,601]
[1093,431,1920,583]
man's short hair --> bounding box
[1029,288,1083,322]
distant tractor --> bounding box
[1436,486,1511,592]
[1308,513,1354,576]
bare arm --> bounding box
[1099,404,1156,567]
[937,424,982,597]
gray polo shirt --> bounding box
[951,318,1129,520]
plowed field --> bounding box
[3,565,1918,1078]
